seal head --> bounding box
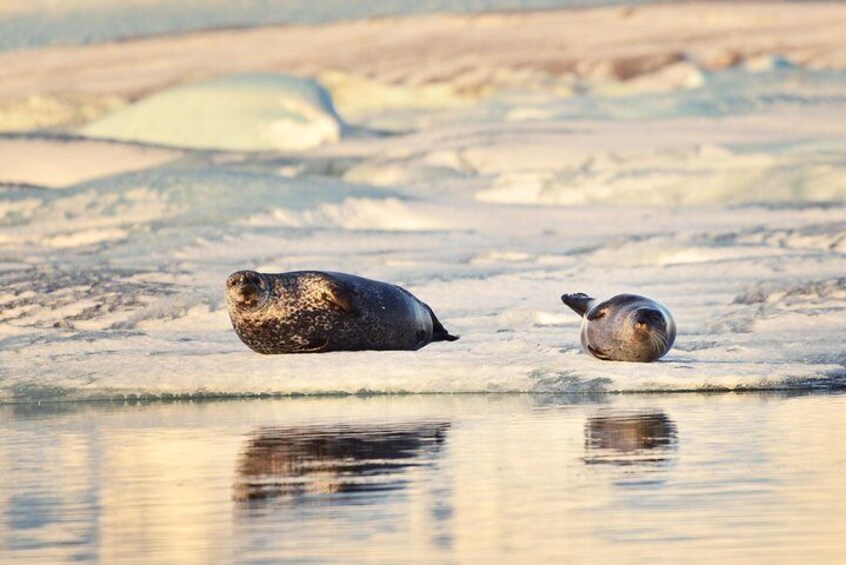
[226,270,271,312]
[226,270,458,354]
[561,293,676,362]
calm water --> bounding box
[1,393,844,563]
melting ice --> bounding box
[1,47,846,401]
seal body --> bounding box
[226,270,458,353]
[561,293,676,362]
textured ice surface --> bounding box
[2,15,846,401]
[1,139,844,400]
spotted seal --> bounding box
[561,293,676,362]
[226,270,458,353]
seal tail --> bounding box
[425,305,459,342]
[561,292,595,317]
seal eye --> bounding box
[244,272,262,287]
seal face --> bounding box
[225,270,458,354]
[561,292,676,362]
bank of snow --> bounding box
[81,74,346,151]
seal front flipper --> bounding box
[561,293,595,317]
[587,344,611,361]
[298,337,330,353]
[320,279,356,314]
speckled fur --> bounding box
[561,293,676,362]
[226,270,457,354]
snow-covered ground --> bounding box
[1,3,845,401]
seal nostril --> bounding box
[635,308,663,328]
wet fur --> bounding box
[226,270,458,354]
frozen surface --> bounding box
[81,74,346,151]
[4,3,846,132]
[0,0,657,51]
[0,136,181,188]
[1,3,846,401]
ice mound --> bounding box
[474,143,846,206]
[80,74,346,151]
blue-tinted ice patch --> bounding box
[81,74,347,151]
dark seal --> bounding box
[561,292,676,362]
[226,270,458,353]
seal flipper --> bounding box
[298,337,330,353]
[424,304,459,342]
[561,293,595,317]
[321,279,356,314]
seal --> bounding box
[225,270,458,353]
[561,292,676,362]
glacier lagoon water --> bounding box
[2,392,845,563]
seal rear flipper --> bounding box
[424,304,459,342]
[561,293,595,317]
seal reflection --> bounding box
[584,411,678,466]
[233,422,450,503]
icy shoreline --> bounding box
[1,3,845,402]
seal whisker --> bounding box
[653,331,668,354]
[650,332,665,355]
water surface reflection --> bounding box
[234,422,450,504]
[584,411,678,466]
[3,394,846,563]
